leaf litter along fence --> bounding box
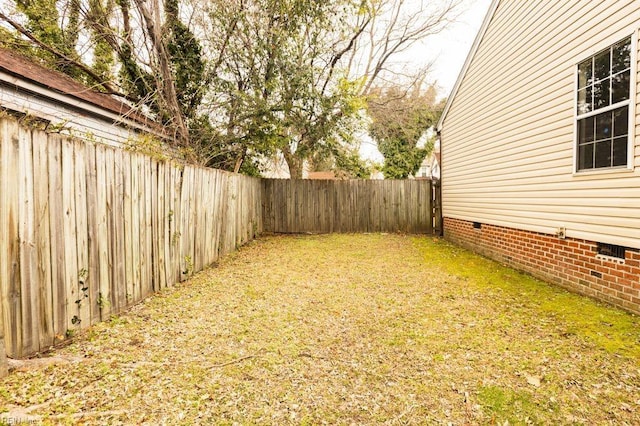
[0,116,435,374]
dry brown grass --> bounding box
[1,234,639,425]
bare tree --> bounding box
[129,0,190,145]
[350,0,460,95]
[1,0,461,176]
[185,0,460,177]
[1,0,204,156]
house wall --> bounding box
[0,77,150,147]
[439,1,640,313]
[440,0,640,250]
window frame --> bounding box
[573,32,637,175]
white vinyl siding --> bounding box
[440,0,640,249]
[0,76,154,148]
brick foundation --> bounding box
[443,217,640,314]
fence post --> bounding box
[0,118,11,375]
[0,256,6,374]
[0,326,6,377]
[432,179,442,236]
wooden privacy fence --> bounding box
[0,118,262,359]
[0,116,437,368]
[262,179,433,234]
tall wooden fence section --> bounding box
[262,179,432,234]
[0,118,262,360]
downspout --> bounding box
[433,131,443,237]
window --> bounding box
[576,37,633,171]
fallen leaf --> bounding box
[526,374,541,387]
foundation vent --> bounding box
[597,243,626,261]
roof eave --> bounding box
[0,70,165,137]
[437,0,501,132]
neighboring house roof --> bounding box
[436,0,500,132]
[307,171,336,180]
[0,47,163,136]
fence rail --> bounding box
[0,118,262,359]
[262,179,433,234]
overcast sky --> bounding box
[360,0,493,162]
[422,0,493,97]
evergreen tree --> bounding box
[368,85,443,179]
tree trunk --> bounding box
[282,149,304,179]
[233,147,247,174]
[132,0,190,146]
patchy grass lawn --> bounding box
[1,234,639,425]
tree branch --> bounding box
[0,11,133,101]
[131,0,190,145]
[321,15,371,96]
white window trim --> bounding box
[572,30,637,175]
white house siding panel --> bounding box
[0,81,138,148]
[441,0,640,249]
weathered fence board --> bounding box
[19,125,37,355]
[33,130,53,348]
[85,143,101,325]
[74,140,90,331]
[2,120,21,356]
[0,117,263,360]
[97,144,111,320]
[47,136,65,342]
[61,138,78,335]
[122,152,134,305]
[262,179,432,234]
